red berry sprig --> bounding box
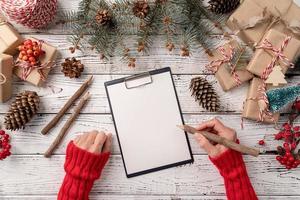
[274,123,300,170]
[0,130,11,160]
[17,39,45,66]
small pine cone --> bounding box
[133,0,150,19]
[208,0,240,14]
[4,91,40,131]
[95,9,112,25]
[190,77,220,112]
[61,57,84,79]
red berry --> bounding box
[29,56,36,62]
[27,49,33,55]
[276,156,282,161]
[288,156,295,162]
[275,133,283,140]
[0,130,4,135]
[22,56,28,61]
[283,142,289,149]
[294,99,300,112]
[258,140,265,145]
[33,51,40,57]
[24,39,32,45]
[291,142,297,150]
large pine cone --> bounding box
[190,77,220,112]
[132,0,150,19]
[208,0,240,14]
[4,91,40,131]
[95,9,112,25]
[61,57,84,79]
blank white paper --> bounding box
[107,71,192,176]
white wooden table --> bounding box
[1,1,300,199]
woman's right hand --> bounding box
[194,118,237,158]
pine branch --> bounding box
[136,1,163,53]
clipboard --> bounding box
[105,67,194,178]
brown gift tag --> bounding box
[242,78,279,123]
[207,40,253,91]
[0,20,23,55]
[247,29,300,77]
[0,54,13,103]
[227,0,273,47]
[14,38,57,86]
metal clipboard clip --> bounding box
[124,72,153,89]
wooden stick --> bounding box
[41,76,93,135]
[44,92,91,158]
[177,125,260,157]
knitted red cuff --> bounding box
[209,149,246,180]
[64,141,110,181]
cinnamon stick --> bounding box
[44,92,91,158]
[41,76,93,135]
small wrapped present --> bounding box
[255,0,300,40]
[0,18,23,55]
[226,0,273,47]
[206,40,253,91]
[14,38,57,86]
[227,0,300,47]
[247,29,300,78]
[0,54,13,103]
[242,78,279,123]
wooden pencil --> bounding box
[177,124,260,157]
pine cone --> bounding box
[61,57,84,79]
[190,77,220,112]
[208,0,240,14]
[133,0,150,19]
[95,9,112,25]
[4,91,40,131]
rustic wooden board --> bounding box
[7,114,297,155]
[1,0,300,199]
[1,196,300,200]
[0,155,299,196]
[1,75,299,114]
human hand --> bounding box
[194,118,237,158]
[73,130,112,154]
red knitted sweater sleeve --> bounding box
[210,149,258,200]
[58,141,110,200]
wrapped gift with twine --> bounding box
[14,38,57,86]
[227,0,300,47]
[242,78,280,123]
[0,18,22,55]
[206,40,253,91]
[0,54,13,103]
[226,0,274,47]
[247,29,300,77]
[255,0,300,40]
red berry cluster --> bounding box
[275,123,300,170]
[17,39,45,66]
[0,130,11,160]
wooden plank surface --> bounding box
[1,155,299,196]
[7,114,297,155]
[1,0,300,199]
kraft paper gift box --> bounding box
[0,19,23,55]
[226,0,273,47]
[14,38,57,86]
[227,0,300,47]
[255,0,300,40]
[247,29,300,78]
[242,78,280,123]
[0,54,13,103]
[207,40,253,91]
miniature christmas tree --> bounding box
[267,85,300,112]
[265,65,287,86]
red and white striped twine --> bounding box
[206,45,242,86]
[0,0,57,29]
